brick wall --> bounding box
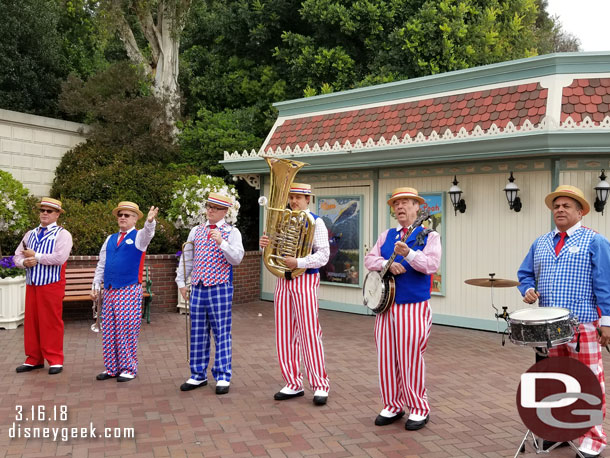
[63,252,261,320]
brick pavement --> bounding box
[1,301,607,457]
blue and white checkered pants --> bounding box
[189,282,233,382]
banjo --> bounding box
[362,209,430,314]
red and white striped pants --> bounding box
[274,273,329,392]
[375,300,431,417]
[548,321,606,454]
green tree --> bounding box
[60,61,177,162]
[0,0,67,116]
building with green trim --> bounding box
[222,52,610,331]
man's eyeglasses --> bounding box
[205,204,227,211]
[39,209,57,214]
[117,213,134,218]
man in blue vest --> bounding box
[518,185,610,458]
[365,187,441,431]
[14,197,73,375]
[92,202,158,382]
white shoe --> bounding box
[279,386,303,395]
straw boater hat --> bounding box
[112,201,144,219]
[289,183,314,196]
[544,185,590,216]
[205,192,233,208]
[387,187,425,206]
[36,197,65,213]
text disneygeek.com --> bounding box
[9,405,135,441]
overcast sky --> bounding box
[546,0,610,52]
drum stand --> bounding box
[515,429,585,457]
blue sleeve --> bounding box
[517,240,538,296]
[591,234,610,318]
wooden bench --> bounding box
[64,266,153,323]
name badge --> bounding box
[125,239,134,245]
[568,246,579,253]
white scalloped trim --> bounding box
[223,115,610,160]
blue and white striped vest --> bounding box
[25,225,65,286]
[534,227,597,323]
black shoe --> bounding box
[180,380,208,391]
[16,364,44,373]
[48,367,63,375]
[374,411,405,426]
[96,372,117,381]
[405,415,429,431]
[313,394,328,406]
[117,375,135,382]
[216,385,230,395]
[274,390,304,401]
[542,440,568,451]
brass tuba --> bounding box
[261,157,316,280]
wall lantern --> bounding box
[448,175,466,215]
[504,171,522,212]
[594,169,610,214]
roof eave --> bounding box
[221,130,610,175]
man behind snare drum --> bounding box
[517,185,610,458]
[364,187,441,430]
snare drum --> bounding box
[507,307,578,348]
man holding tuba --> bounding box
[176,192,244,395]
[364,187,441,430]
[259,183,331,406]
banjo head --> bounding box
[363,271,390,312]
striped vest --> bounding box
[380,226,431,304]
[191,223,232,286]
[25,225,65,286]
[534,227,597,323]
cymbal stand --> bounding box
[515,429,584,457]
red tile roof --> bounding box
[561,78,610,123]
[266,83,548,151]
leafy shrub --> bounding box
[166,175,240,228]
[60,198,181,255]
[59,61,177,163]
[0,171,38,256]
[51,142,195,210]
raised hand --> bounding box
[147,206,159,222]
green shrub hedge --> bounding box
[60,198,181,255]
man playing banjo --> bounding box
[364,187,441,430]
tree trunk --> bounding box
[153,12,181,138]
[111,0,191,140]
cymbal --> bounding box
[464,277,520,288]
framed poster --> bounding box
[317,195,363,287]
[386,192,445,295]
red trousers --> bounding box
[24,282,65,366]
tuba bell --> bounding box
[261,157,316,280]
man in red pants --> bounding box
[14,197,73,375]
